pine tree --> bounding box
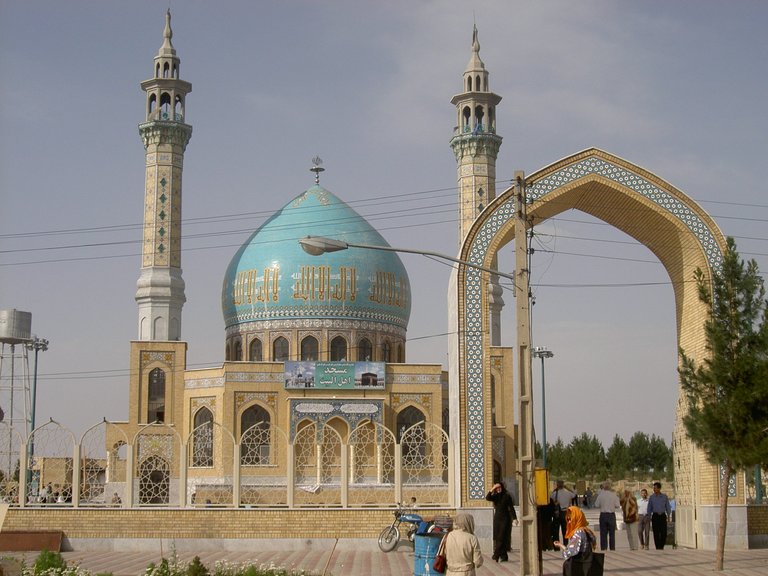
[679,237,768,571]
[606,434,630,479]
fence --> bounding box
[0,418,452,509]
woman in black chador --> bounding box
[486,481,518,562]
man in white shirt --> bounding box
[637,488,650,550]
[550,480,576,543]
[593,481,621,550]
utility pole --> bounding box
[515,171,540,575]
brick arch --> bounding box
[454,148,726,543]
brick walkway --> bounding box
[4,546,768,576]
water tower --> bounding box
[0,309,36,480]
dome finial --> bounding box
[310,156,325,184]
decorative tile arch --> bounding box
[457,148,727,503]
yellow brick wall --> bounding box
[747,505,768,536]
[3,508,454,540]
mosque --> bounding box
[104,11,516,510]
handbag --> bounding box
[563,533,604,576]
[589,552,604,576]
[432,534,447,574]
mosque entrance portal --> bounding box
[453,148,734,552]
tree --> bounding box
[628,431,652,477]
[606,434,630,479]
[569,433,606,481]
[648,435,671,477]
[679,237,768,571]
[547,438,569,477]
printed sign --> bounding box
[285,361,385,390]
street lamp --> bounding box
[532,346,553,469]
[24,336,48,490]
[299,236,516,281]
[25,337,49,437]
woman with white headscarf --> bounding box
[443,512,483,576]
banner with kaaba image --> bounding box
[284,361,385,390]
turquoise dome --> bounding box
[222,185,411,330]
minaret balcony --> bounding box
[453,124,496,136]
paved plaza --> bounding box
[2,505,766,576]
[4,534,768,576]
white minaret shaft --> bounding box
[135,10,193,341]
[450,25,504,345]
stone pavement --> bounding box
[5,543,768,576]
[3,509,767,576]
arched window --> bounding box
[192,408,214,467]
[234,340,242,361]
[301,336,318,361]
[462,106,471,131]
[467,76,472,91]
[475,74,481,91]
[382,340,392,363]
[273,336,289,361]
[474,105,485,131]
[397,405,426,467]
[357,338,373,361]
[397,406,425,442]
[148,94,157,119]
[225,343,231,361]
[174,95,183,121]
[249,338,263,361]
[330,336,347,361]
[155,63,160,78]
[396,343,405,363]
[147,368,165,423]
[160,92,172,120]
[163,62,170,78]
[240,405,271,465]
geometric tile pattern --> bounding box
[462,153,724,500]
[463,195,516,499]
[527,155,724,271]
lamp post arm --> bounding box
[343,240,516,283]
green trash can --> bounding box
[414,534,444,576]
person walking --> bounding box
[486,481,517,562]
[647,482,672,549]
[553,506,598,576]
[593,481,620,551]
[443,512,483,576]
[620,489,639,550]
[551,479,577,544]
[637,488,651,550]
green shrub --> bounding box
[186,557,209,576]
[33,550,67,575]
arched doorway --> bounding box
[452,148,727,549]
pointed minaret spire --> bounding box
[468,24,482,70]
[135,11,193,342]
[159,9,176,56]
[450,25,504,345]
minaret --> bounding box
[135,10,193,341]
[450,25,504,345]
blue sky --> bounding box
[1,0,766,448]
